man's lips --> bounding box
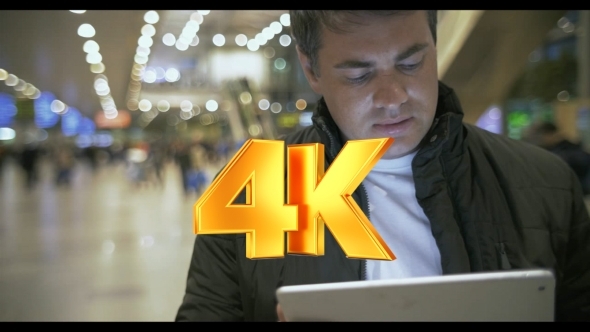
[374,117,412,126]
[372,117,414,135]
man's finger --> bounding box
[277,303,286,322]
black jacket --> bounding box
[176,82,590,321]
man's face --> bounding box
[297,11,439,159]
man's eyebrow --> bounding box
[333,60,375,69]
[395,43,429,61]
[333,43,430,70]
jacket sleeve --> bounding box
[555,170,590,321]
[175,234,244,321]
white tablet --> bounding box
[276,269,555,321]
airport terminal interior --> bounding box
[0,10,589,321]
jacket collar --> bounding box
[311,81,466,161]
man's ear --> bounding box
[296,46,322,95]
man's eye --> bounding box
[347,73,370,84]
[398,61,422,71]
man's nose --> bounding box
[372,74,408,112]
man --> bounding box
[176,10,590,321]
[525,121,590,195]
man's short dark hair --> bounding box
[289,10,438,77]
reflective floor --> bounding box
[2,154,590,322]
[0,157,209,321]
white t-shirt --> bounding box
[363,151,443,280]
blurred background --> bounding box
[1,10,589,321]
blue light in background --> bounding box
[61,107,81,136]
[0,93,17,127]
[476,105,503,135]
[34,91,59,128]
[78,117,96,136]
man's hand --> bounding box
[277,303,287,322]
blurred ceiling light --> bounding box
[138,35,154,48]
[197,10,210,15]
[94,78,108,90]
[134,54,149,65]
[270,21,282,34]
[139,99,152,112]
[96,87,110,96]
[263,47,275,58]
[557,17,569,29]
[155,67,165,79]
[529,50,541,63]
[157,100,170,112]
[193,105,202,115]
[178,34,193,45]
[200,114,213,125]
[23,83,36,95]
[262,27,274,40]
[280,13,290,26]
[83,40,99,53]
[29,88,41,99]
[179,110,192,120]
[0,128,16,141]
[274,58,286,70]
[248,124,261,137]
[129,82,141,92]
[239,92,252,104]
[14,79,26,91]
[143,70,157,83]
[144,11,159,24]
[183,24,199,36]
[141,24,156,37]
[86,52,102,64]
[488,107,502,120]
[104,111,118,119]
[557,90,570,102]
[563,22,575,33]
[51,100,66,113]
[77,23,95,38]
[180,100,193,112]
[5,74,18,86]
[247,39,260,51]
[163,33,176,46]
[95,73,108,81]
[133,63,145,71]
[296,99,307,110]
[175,40,189,51]
[206,100,218,112]
[279,34,291,47]
[136,46,151,57]
[235,34,247,46]
[190,12,204,24]
[270,102,282,113]
[255,33,267,46]
[190,35,200,46]
[165,68,180,82]
[0,69,7,80]
[127,99,139,110]
[258,99,270,110]
[213,34,226,47]
[69,10,86,14]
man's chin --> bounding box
[380,144,419,160]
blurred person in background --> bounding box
[174,141,193,196]
[54,144,75,187]
[19,141,41,190]
[176,10,590,322]
[525,121,590,195]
